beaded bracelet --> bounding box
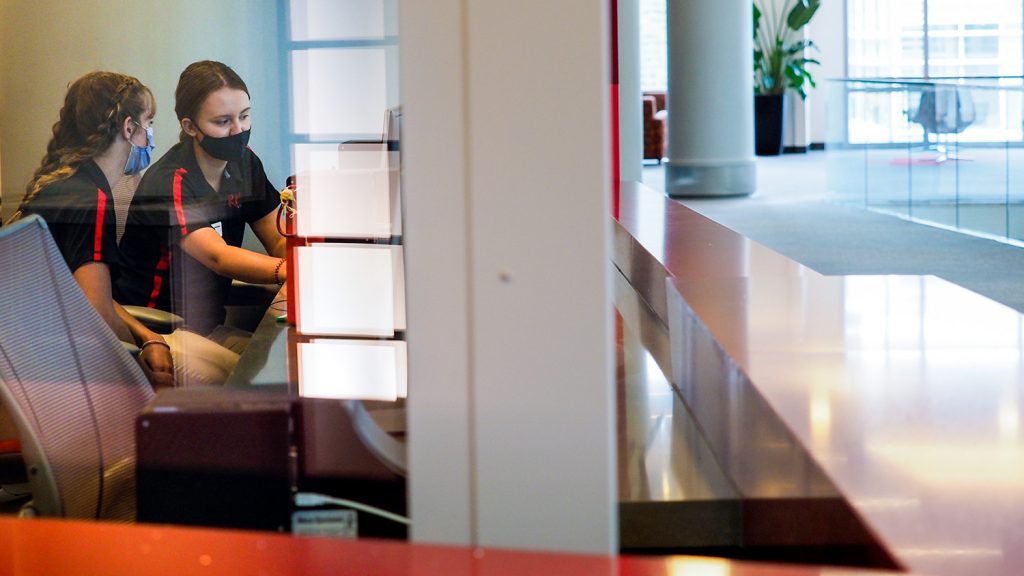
[273,258,285,286]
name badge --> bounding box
[211,221,223,237]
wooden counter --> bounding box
[615,180,1024,576]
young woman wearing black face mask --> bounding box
[116,61,286,350]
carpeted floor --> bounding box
[642,152,1024,313]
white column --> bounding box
[401,0,474,546]
[618,0,643,182]
[402,0,617,555]
[665,0,756,196]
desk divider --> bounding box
[288,115,407,402]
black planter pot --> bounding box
[754,93,785,156]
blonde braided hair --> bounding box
[9,72,154,225]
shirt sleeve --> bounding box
[29,184,117,274]
[245,151,282,224]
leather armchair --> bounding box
[643,92,668,162]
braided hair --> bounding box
[11,71,154,223]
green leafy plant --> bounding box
[753,0,821,99]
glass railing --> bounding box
[825,77,1024,244]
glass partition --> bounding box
[826,77,1024,245]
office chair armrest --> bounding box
[122,305,184,334]
[0,452,28,485]
[122,341,141,356]
[227,279,280,306]
[0,438,28,487]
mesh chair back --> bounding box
[914,86,977,135]
[0,215,154,521]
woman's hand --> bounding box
[139,340,175,390]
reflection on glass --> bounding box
[998,394,1019,441]
[292,48,388,137]
[666,556,731,576]
[845,275,1023,350]
[290,0,386,41]
[810,384,832,449]
[296,243,401,336]
[868,443,1024,491]
[294,143,391,238]
[298,339,407,400]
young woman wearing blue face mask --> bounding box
[116,61,286,349]
[12,71,174,389]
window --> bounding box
[639,0,667,92]
[848,0,1023,79]
[846,0,1023,143]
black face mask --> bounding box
[195,126,251,162]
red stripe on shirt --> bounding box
[146,246,171,309]
[173,167,188,236]
[93,188,107,261]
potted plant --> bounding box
[753,0,821,155]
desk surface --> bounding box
[0,516,915,576]
[669,273,1024,576]
[224,297,290,389]
[615,182,1024,576]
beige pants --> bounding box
[164,328,246,388]
[206,325,252,355]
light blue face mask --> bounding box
[124,123,155,175]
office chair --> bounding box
[0,215,155,521]
[911,85,976,162]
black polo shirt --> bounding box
[24,159,119,275]
[114,141,280,336]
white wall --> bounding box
[0,0,286,221]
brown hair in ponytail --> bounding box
[175,60,249,142]
[14,71,154,222]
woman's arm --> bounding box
[251,209,287,259]
[73,262,133,342]
[73,262,175,389]
[179,227,286,285]
[113,303,175,389]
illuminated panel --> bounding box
[298,339,407,401]
[291,48,388,137]
[296,244,396,336]
[294,144,391,239]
